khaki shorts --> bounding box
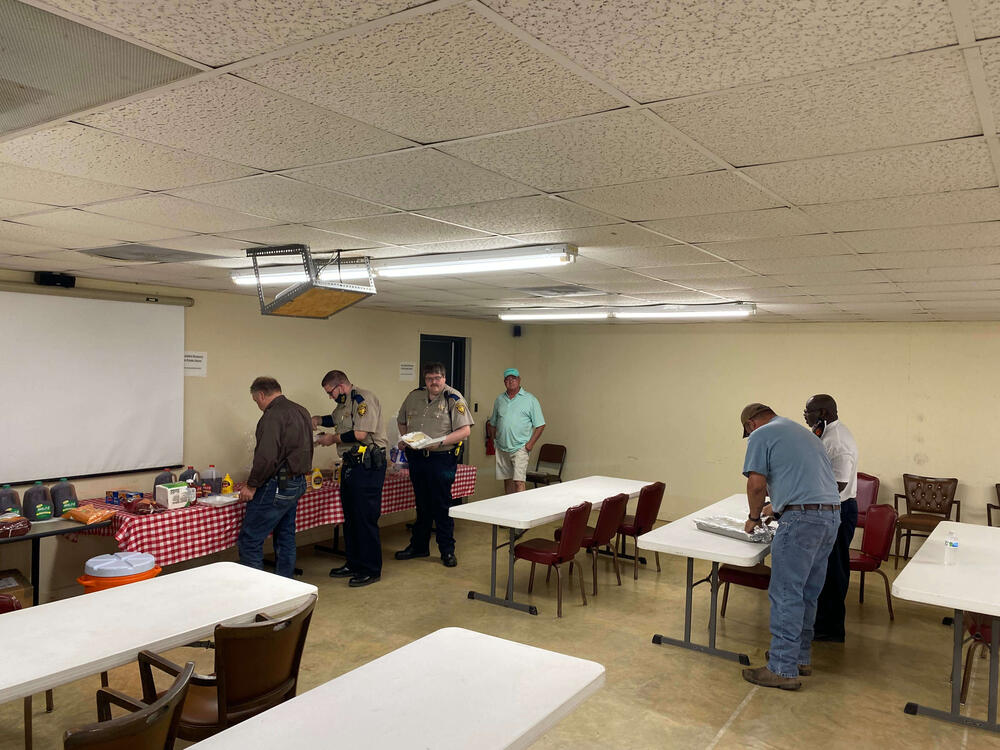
[495,447,529,481]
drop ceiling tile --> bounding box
[511,224,670,249]
[0,239,60,255]
[310,214,490,245]
[288,149,535,210]
[914,299,1000,311]
[770,270,888,285]
[388,237,517,255]
[907,289,1000,300]
[0,198,50,218]
[0,124,257,191]
[0,163,140,206]
[537,267,654,285]
[484,0,955,100]
[694,276,792,290]
[417,196,611,235]
[587,279,689,294]
[740,254,870,274]
[880,265,1000,282]
[642,263,754,281]
[973,1,1000,38]
[791,283,900,296]
[89,195,279,234]
[803,189,1000,232]
[839,221,1000,254]
[654,49,979,165]
[563,172,780,221]
[24,249,139,270]
[80,76,414,171]
[440,110,717,192]
[641,207,821,243]
[220,225,384,252]
[865,247,1000,269]
[169,175,390,224]
[727,288,811,301]
[242,5,619,142]
[42,0,425,67]
[15,210,194,243]
[818,293,910,303]
[0,220,117,250]
[978,45,1000,126]
[756,302,840,315]
[744,140,995,205]
[627,290,726,303]
[149,235,261,256]
[581,244,713,268]
[896,279,1000,292]
[0,255,73,271]
[701,235,844,261]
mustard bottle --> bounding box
[310,468,323,490]
[221,473,234,494]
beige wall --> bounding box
[0,270,512,599]
[514,320,1000,525]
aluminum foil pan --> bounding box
[694,515,777,544]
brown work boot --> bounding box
[765,650,812,676]
[741,666,802,690]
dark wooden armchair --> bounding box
[893,474,959,568]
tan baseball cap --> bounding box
[740,403,772,438]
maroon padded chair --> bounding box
[961,613,994,705]
[849,503,897,620]
[718,563,771,618]
[893,474,960,568]
[617,481,666,580]
[555,493,629,595]
[514,501,592,617]
[855,472,880,529]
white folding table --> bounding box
[450,476,649,615]
[0,562,317,746]
[892,521,1000,733]
[194,627,605,750]
[637,493,768,665]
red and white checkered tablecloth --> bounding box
[78,465,476,567]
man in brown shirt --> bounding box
[238,376,313,577]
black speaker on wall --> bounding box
[512,325,522,337]
[34,271,76,288]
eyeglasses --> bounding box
[424,375,445,382]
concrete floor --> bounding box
[3,517,1000,749]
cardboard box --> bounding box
[155,482,195,510]
[0,569,32,609]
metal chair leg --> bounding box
[555,564,563,618]
[24,695,32,750]
[545,564,552,584]
[961,641,986,704]
[720,581,730,618]
[44,689,53,712]
[859,571,865,603]
[528,561,536,593]
[632,535,639,580]
[577,556,587,607]
[591,548,598,596]
[655,551,660,572]
[611,543,622,586]
[903,532,912,564]
[894,525,902,569]
[875,569,894,620]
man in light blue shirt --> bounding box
[739,402,840,691]
[487,368,545,493]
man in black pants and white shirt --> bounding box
[803,394,859,643]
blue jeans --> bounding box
[237,475,306,578]
[766,508,839,677]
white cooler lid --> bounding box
[85,551,156,577]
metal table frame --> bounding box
[466,525,536,616]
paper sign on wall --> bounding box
[184,351,207,377]
[399,362,416,381]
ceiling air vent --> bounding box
[513,285,603,298]
[83,245,222,263]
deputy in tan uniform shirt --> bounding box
[313,370,388,587]
[394,361,474,567]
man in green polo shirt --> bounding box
[486,368,546,494]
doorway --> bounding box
[419,334,467,395]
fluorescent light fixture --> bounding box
[613,304,755,320]
[231,244,576,285]
[499,309,611,321]
[377,244,575,278]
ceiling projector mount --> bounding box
[246,244,375,319]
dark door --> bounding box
[419,334,468,464]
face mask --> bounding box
[335,392,347,404]
[812,419,826,437]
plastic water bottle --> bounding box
[178,466,200,485]
[50,478,78,516]
[203,465,222,495]
[0,484,20,514]
[944,530,958,566]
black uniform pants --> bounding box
[406,449,458,556]
[813,498,858,639]
[341,460,386,577]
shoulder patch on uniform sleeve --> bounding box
[456,402,465,414]
[357,403,367,417]
[446,392,460,401]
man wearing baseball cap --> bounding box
[487,368,545,493]
[739,402,840,690]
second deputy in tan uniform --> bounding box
[394,362,473,567]
[312,370,388,588]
